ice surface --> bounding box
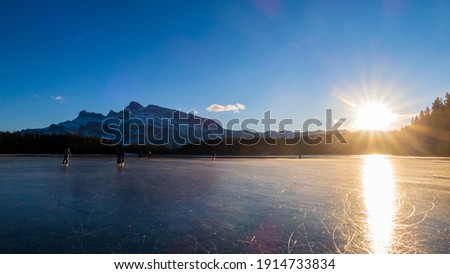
[0,155,448,254]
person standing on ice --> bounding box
[62,148,72,166]
[116,145,125,166]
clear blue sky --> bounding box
[0,0,449,131]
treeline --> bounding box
[411,92,450,130]
[171,129,449,156]
[0,132,170,155]
[0,132,116,154]
[399,92,450,156]
[2,129,447,156]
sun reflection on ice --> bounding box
[362,155,397,253]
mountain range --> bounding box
[22,101,331,148]
[22,102,252,148]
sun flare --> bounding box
[355,103,397,131]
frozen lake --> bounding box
[0,155,448,254]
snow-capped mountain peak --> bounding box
[22,101,227,147]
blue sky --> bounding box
[0,0,449,131]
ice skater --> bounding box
[62,147,72,166]
[116,145,125,166]
[211,150,216,161]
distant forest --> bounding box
[1,92,449,156]
[0,133,115,154]
[0,133,167,155]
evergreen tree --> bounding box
[411,92,449,131]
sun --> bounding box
[354,102,397,131]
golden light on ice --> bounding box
[355,102,397,131]
[362,155,397,253]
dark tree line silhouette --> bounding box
[411,92,450,130]
[0,132,169,155]
[0,133,115,154]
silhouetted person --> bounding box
[148,151,152,158]
[139,150,142,160]
[116,146,121,165]
[116,145,125,166]
[62,148,71,166]
[211,150,216,161]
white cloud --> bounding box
[206,103,246,113]
[236,103,246,110]
[51,96,64,103]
